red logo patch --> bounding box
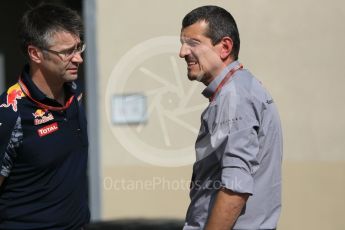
[37,122,59,137]
[32,109,54,125]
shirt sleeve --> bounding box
[215,90,261,195]
[0,109,22,177]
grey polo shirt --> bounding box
[183,61,283,230]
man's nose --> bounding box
[179,43,190,58]
[71,52,83,63]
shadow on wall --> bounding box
[85,219,184,230]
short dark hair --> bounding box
[19,3,83,60]
[182,5,240,60]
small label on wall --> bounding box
[111,94,147,125]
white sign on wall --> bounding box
[111,94,147,124]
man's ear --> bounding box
[219,37,233,60]
[27,45,43,63]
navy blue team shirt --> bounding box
[0,65,90,229]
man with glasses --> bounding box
[0,3,89,229]
[179,6,283,230]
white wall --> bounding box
[89,0,345,228]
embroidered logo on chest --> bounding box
[37,122,59,137]
[32,109,54,125]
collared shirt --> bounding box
[183,61,283,230]
[0,65,90,229]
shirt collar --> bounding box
[21,64,46,101]
[202,60,240,99]
[20,64,76,106]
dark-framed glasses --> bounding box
[42,43,86,61]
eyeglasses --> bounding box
[42,43,86,61]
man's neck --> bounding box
[30,67,65,105]
[202,58,235,86]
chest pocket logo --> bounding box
[33,109,54,125]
